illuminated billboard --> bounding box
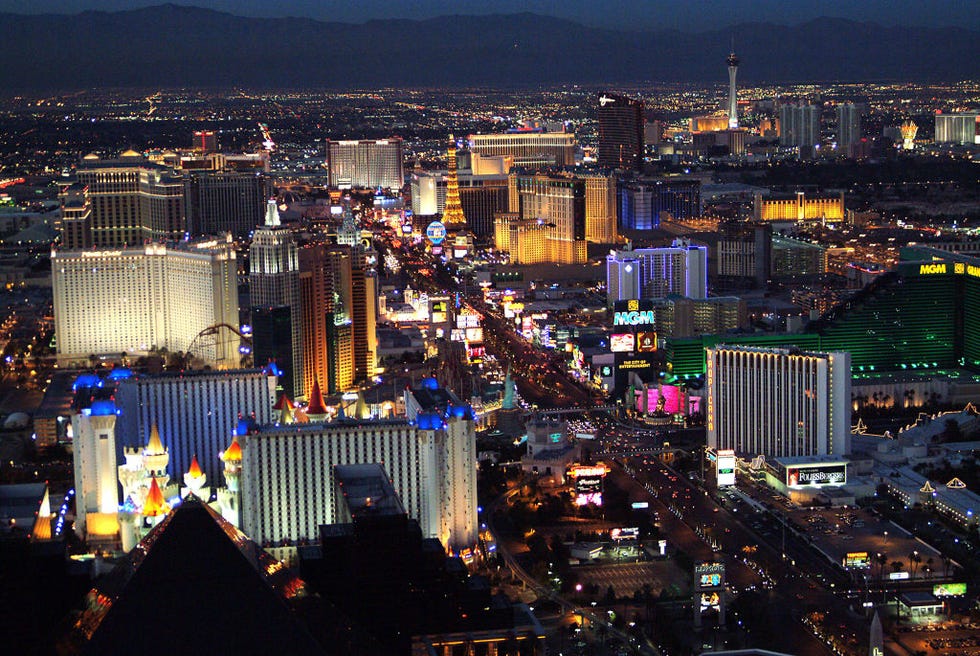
[843,552,870,568]
[700,591,721,612]
[787,464,846,487]
[716,449,736,487]
[610,333,636,353]
[575,476,603,506]
[611,527,640,541]
[612,299,657,329]
[933,582,966,597]
[699,572,722,587]
[431,300,448,324]
[457,312,480,329]
[694,562,725,591]
[569,463,609,507]
[425,220,447,245]
[636,332,657,352]
[640,384,698,417]
[465,327,484,343]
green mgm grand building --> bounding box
[666,246,980,383]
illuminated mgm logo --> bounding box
[614,310,654,326]
[614,299,654,326]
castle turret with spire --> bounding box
[216,435,243,527]
[117,423,179,551]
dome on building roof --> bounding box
[3,412,30,429]
[89,400,117,417]
[73,373,101,390]
[106,368,133,381]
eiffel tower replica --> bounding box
[442,134,466,228]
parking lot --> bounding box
[783,505,944,580]
[574,560,690,599]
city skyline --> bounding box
[1,7,979,655]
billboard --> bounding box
[425,220,447,245]
[641,384,693,416]
[610,333,636,353]
[611,527,640,541]
[933,582,966,597]
[575,476,603,506]
[431,300,448,324]
[700,591,721,612]
[716,449,736,487]
[694,562,725,590]
[889,571,909,580]
[465,327,484,343]
[457,312,480,329]
[786,464,846,487]
[843,552,870,568]
[612,299,656,330]
[636,332,657,352]
[569,463,608,507]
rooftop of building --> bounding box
[116,367,270,383]
[334,464,405,518]
[711,343,845,359]
[408,380,460,410]
[253,417,411,435]
[0,483,48,530]
[52,234,234,256]
[772,455,849,467]
[899,591,942,606]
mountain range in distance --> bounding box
[2,4,977,89]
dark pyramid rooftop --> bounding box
[62,498,336,656]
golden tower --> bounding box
[442,134,466,227]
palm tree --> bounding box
[908,551,922,580]
[941,554,952,579]
[875,552,888,588]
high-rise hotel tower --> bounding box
[597,93,644,170]
[706,345,851,459]
[52,235,239,367]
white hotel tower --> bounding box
[52,235,239,367]
[606,238,708,307]
[707,345,851,459]
[240,382,478,554]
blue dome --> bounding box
[73,373,100,390]
[106,368,133,381]
[89,400,117,416]
[417,412,445,431]
[422,377,439,391]
[448,403,471,419]
[235,417,257,436]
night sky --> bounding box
[3,0,977,31]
